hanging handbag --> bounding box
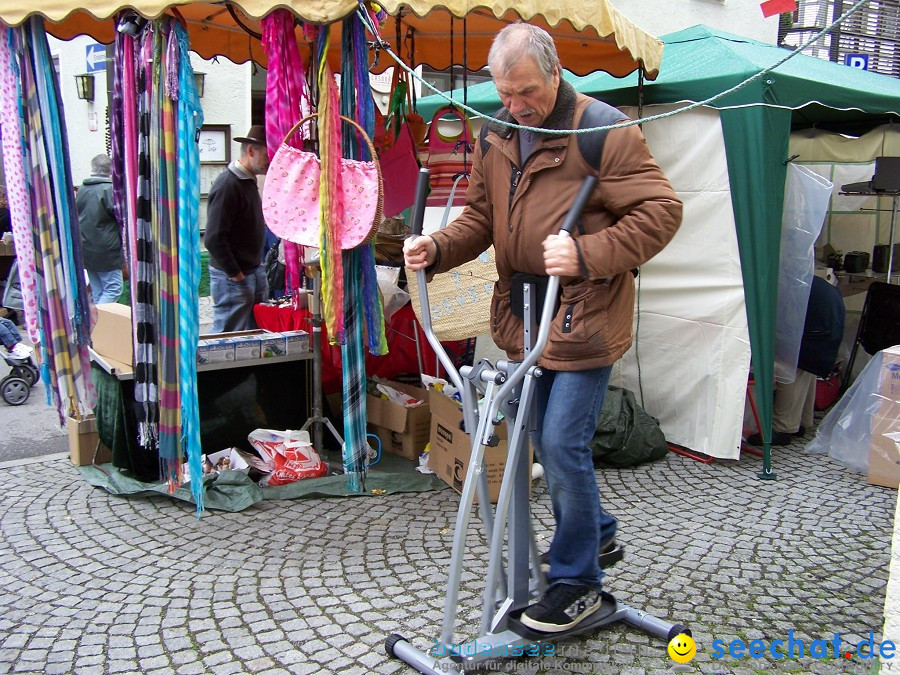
[263,113,383,250]
[379,68,421,218]
[407,175,498,340]
[421,105,475,208]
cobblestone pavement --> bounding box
[0,429,895,675]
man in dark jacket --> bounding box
[204,125,270,333]
[749,275,846,446]
[76,154,122,304]
[405,23,682,633]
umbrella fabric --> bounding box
[0,28,38,344]
[13,0,663,79]
[8,18,96,422]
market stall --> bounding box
[0,0,662,513]
[416,24,900,469]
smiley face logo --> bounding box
[667,633,696,663]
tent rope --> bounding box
[356,0,873,135]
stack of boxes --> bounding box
[197,329,310,365]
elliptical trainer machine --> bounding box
[386,169,689,673]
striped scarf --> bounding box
[133,29,158,448]
[155,25,181,486]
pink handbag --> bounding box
[263,114,383,249]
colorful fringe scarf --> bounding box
[2,19,96,423]
[113,18,205,505]
[261,9,312,302]
[171,22,205,511]
[315,28,347,345]
[337,15,389,491]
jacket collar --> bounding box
[488,79,577,141]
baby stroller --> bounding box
[1,347,39,406]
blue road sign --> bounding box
[844,53,869,70]
[85,43,106,73]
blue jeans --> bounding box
[209,266,268,333]
[0,317,21,351]
[87,268,123,304]
[533,365,616,589]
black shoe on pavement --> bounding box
[746,431,792,447]
[793,426,806,437]
[520,583,603,633]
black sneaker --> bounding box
[520,583,602,633]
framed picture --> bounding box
[198,125,230,164]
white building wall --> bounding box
[48,36,110,187]
[611,0,779,43]
[48,36,251,231]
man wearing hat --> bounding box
[204,124,271,333]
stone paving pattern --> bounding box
[0,429,895,674]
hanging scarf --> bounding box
[261,9,312,302]
[0,28,38,344]
[171,21,205,511]
[133,28,159,448]
[316,27,346,344]
[13,18,95,422]
[155,20,181,488]
[337,14,389,491]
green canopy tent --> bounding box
[417,25,900,475]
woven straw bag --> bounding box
[408,175,498,340]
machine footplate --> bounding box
[507,591,624,642]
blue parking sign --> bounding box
[844,53,869,70]
[85,43,106,73]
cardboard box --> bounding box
[366,380,430,460]
[204,338,235,363]
[231,335,261,361]
[196,340,210,365]
[878,346,900,412]
[868,413,900,489]
[91,303,132,365]
[428,390,530,503]
[259,333,287,358]
[67,415,112,466]
[282,330,310,355]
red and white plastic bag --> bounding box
[248,429,328,486]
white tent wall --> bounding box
[789,125,900,380]
[610,104,750,460]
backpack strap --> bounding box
[576,100,628,170]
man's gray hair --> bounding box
[488,23,560,81]
[91,154,112,177]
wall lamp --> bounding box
[74,73,95,101]
[193,72,206,98]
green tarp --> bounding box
[78,451,449,512]
[419,25,900,474]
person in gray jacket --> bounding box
[76,154,123,304]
